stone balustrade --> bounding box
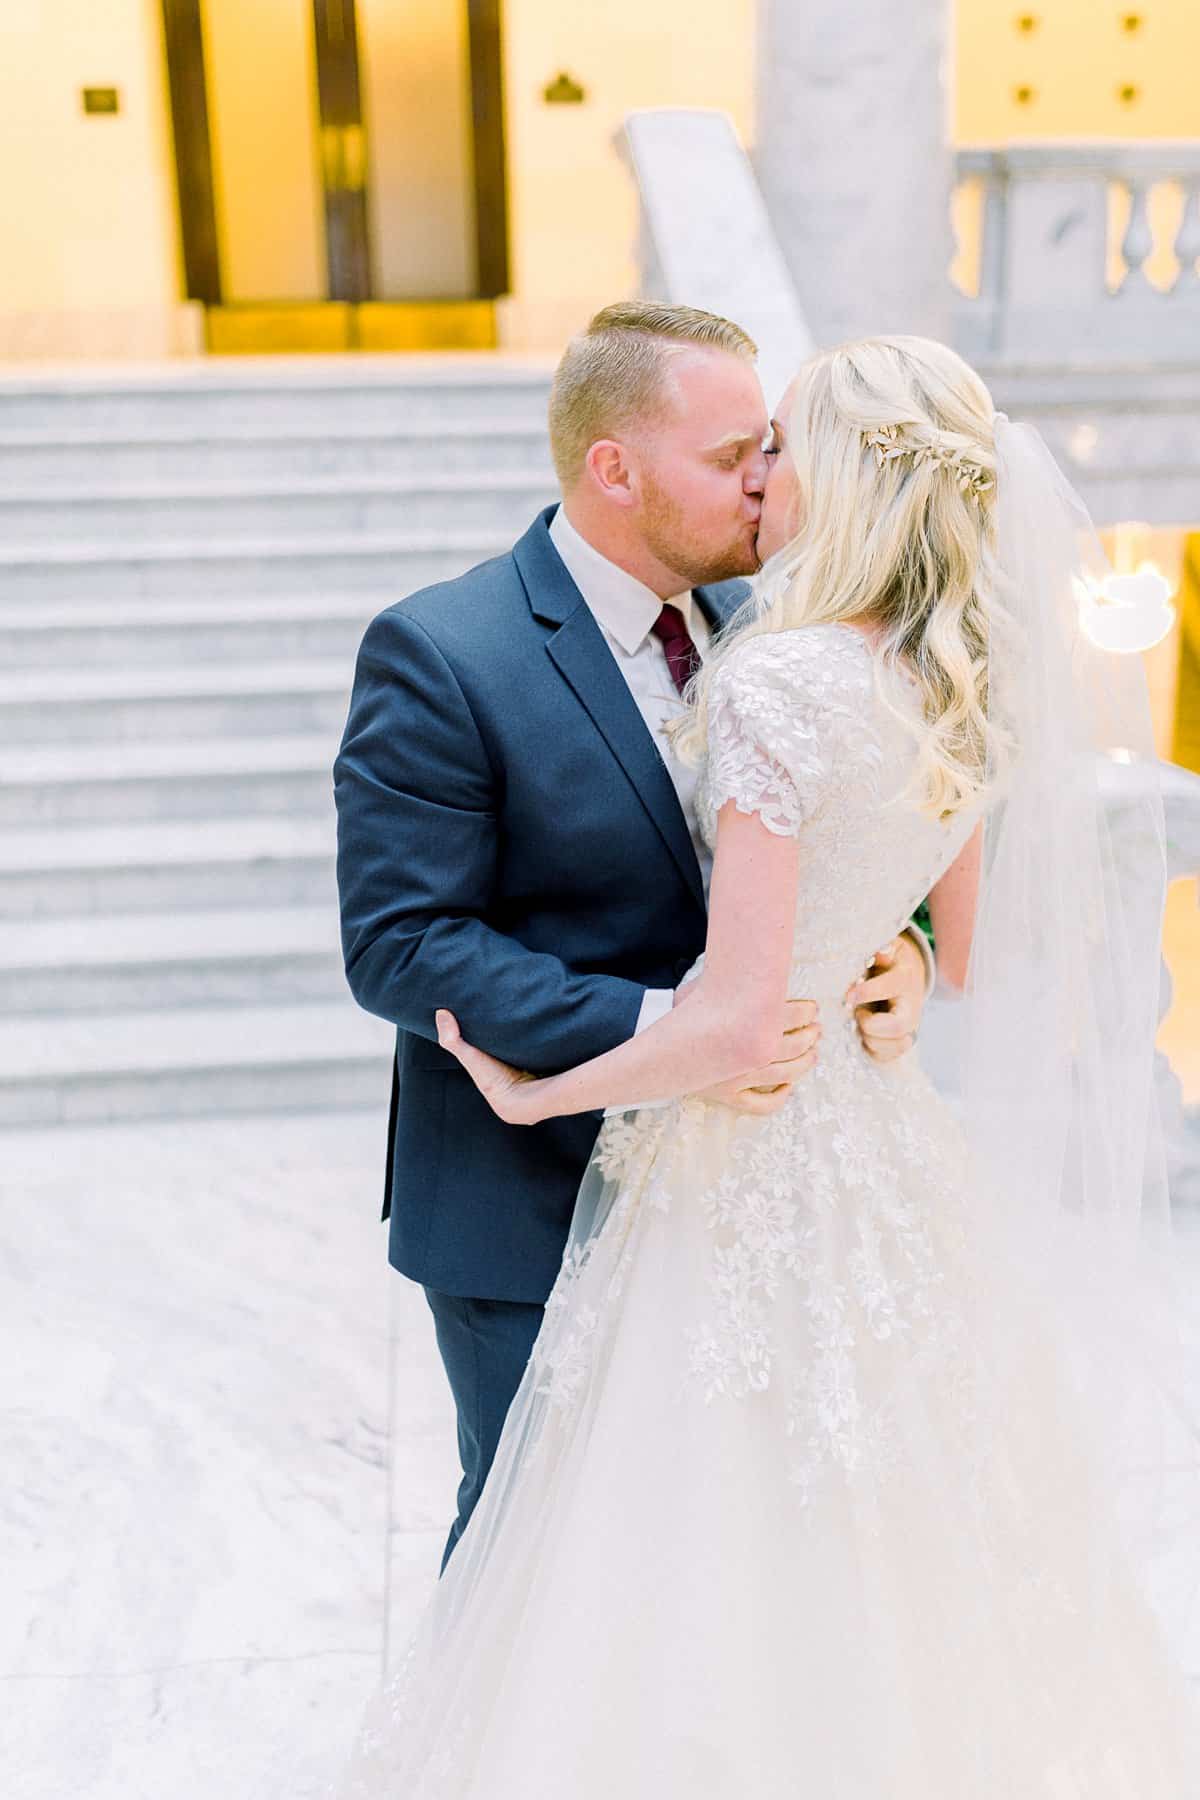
[955,142,1200,365]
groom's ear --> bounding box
[584,439,636,507]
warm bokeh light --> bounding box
[1076,561,1178,654]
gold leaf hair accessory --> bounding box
[864,422,993,500]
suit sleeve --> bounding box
[334,606,647,1074]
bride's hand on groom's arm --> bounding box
[435,992,823,1126]
[435,1010,551,1126]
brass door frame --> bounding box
[467,0,510,299]
[161,0,222,304]
[312,0,372,303]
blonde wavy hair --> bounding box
[670,334,1004,820]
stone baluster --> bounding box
[1175,176,1200,292]
[953,151,1008,360]
[1119,178,1156,294]
[978,168,1009,313]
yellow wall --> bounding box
[0,0,194,356]
[954,0,1200,143]
[497,0,757,347]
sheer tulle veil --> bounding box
[960,414,1200,1671]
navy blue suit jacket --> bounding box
[334,505,749,1303]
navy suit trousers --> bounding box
[423,1285,545,1574]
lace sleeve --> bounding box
[705,627,860,839]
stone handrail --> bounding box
[954,142,1200,365]
[619,109,815,410]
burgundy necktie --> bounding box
[650,603,702,698]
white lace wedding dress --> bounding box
[333,624,1200,1798]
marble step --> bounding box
[0,357,553,435]
[0,659,354,744]
[0,815,335,918]
[0,734,336,827]
[0,999,393,1128]
[0,905,346,1014]
[0,593,385,668]
[0,420,553,488]
[0,529,508,601]
[0,473,558,546]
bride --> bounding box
[332,336,1200,1795]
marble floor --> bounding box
[7,976,1200,1799]
[2,1105,458,1800]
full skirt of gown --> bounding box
[331,1001,1200,1799]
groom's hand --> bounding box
[847,935,925,1064]
[691,997,820,1116]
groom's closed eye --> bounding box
[703,429,768,471]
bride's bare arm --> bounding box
[436,800,804,1123]
[926,823,982,994]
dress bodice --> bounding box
[694,622,978,1002]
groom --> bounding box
[334,302,932,1570]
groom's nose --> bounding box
[744,451,768,498]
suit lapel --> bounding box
[512,508,707,918]
[694,577,753,642]
[545,610,707,916]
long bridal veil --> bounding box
[959,415,1200,1676]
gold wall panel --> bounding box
[205,304,353,352]
[1173,534,1200,776]
[355,301,494,349]
[204,300,495,352]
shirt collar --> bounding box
[548,503,697,656]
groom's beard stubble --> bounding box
[639,472,762,589]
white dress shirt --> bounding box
[548,505,703,1100]
[549,504,713,902]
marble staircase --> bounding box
[0,356,558,1127]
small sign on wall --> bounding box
[82,87,120,115]
[543,73,585,105]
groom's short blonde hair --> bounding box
[548,301,757,489]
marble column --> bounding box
[754,0,954,348]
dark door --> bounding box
[312,0,372,303]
